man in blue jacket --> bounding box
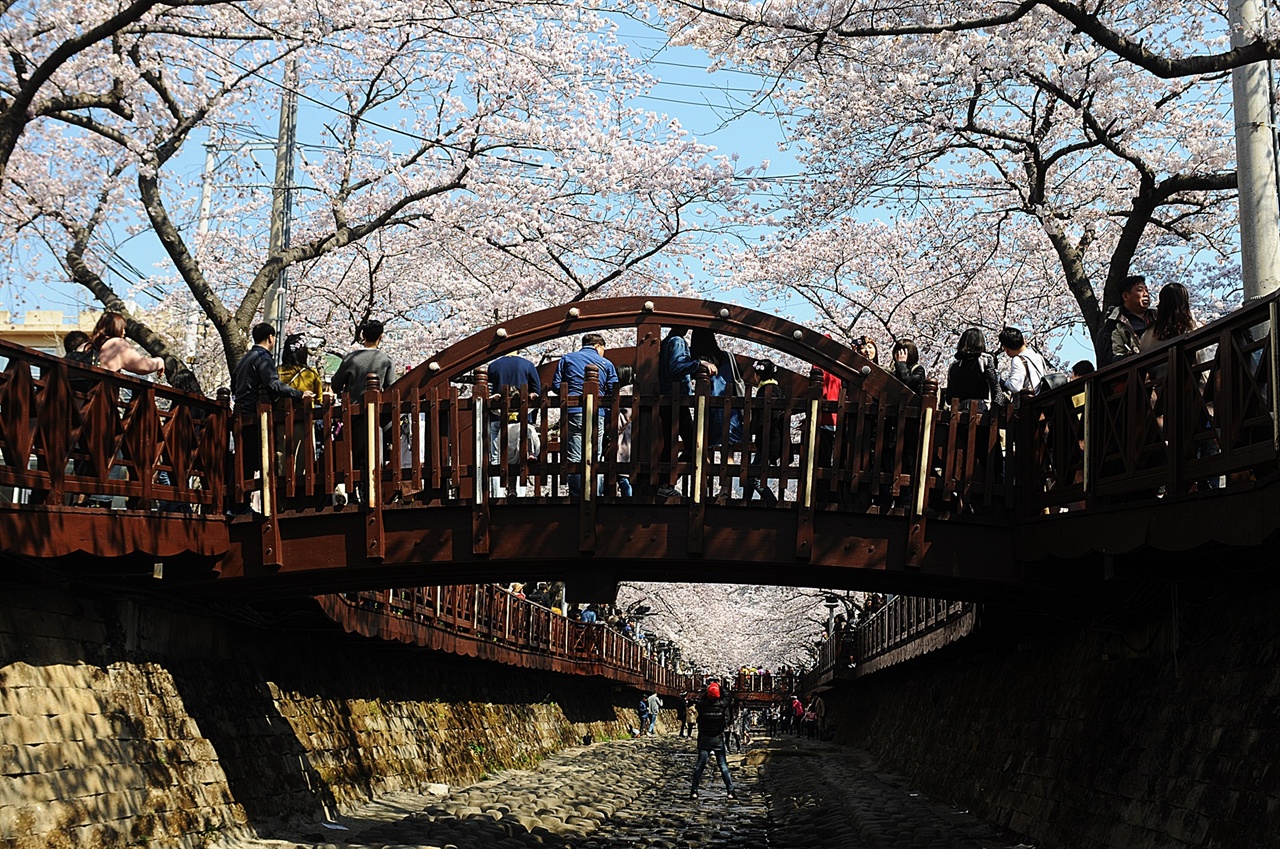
[657,327,715,498]
[552,333,618,497]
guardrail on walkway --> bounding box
[316,584,696,695]
[1,287,1277,569]
[803,596,976,692]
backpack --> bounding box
[65,346,99,392]
[66,347,99,368]
[1037,371,1070,393]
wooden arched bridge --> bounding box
[1,295,1278,606]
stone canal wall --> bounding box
[827,584,1280,849]
[0,578,653,849]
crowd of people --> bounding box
[52,276,1210,512]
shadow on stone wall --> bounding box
[0,576,640,847]
[823,584,1280,849]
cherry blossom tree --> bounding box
[617,582,865,672]
[665,0,1280,78]
[0,0,257,187]
[662,1,1243,361]
[0,1,747,390]
[724,205,1082,368]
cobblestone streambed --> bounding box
[219,735,1029,849]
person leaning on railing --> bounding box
[655,326,711,499]
[551,332,618,499]
[484,353,542,498]
[1138,282,1220,488]
[230,324,311,507]
[330,320,394,502]
[92,312,165,380]
[76,313,168,507]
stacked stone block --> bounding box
[0,580,640,849]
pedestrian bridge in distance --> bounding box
[1,295,1278,605]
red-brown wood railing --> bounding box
[2,289,1277,532]
[327,584,694,693]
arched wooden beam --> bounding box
[395,296,905,400]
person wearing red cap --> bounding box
[688,677,735,801]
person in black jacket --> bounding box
[231,323,311,410]
[689,678,735,800]
[230,323,311,487]
[891,338,926,394]
[945,328,1003,411]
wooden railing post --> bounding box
[255,387,284,569]
[689,364,710,554]
[580,364,599,553]
[363,372,385,561]
[216,387,232,515]
[473,365,491,555]
[1016,388,1037,519]
[796,367,824,560]
[1081,377,1094,510]
[1166,343,1183,494]
[907,379,939,567]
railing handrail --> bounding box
[331,584,694,692]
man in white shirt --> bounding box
[998,326,1048,408]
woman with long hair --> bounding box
[278,333,324,402]
[1140,283,1211,449]
[945,328,1002,411]
[1140,282,1197,346]
[891,338,926,394]
[90,312,164,377]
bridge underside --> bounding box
[4,478,1279,608]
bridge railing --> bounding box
[4,295,1278,528]
[0,340,227,511]
[1021,296,1278,513]
[732,670,796,696]
[801,595,973,692]
[469,366,947,512]
[851,595,972,662]
[333,584,693,692]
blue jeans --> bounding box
[691,746,732,793]
[565,410,605,497]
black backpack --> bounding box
[66,347,99,368]
[1037,371,1070,393]
[65,347,99,392]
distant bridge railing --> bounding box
[802,595,976,692]
[317,583,695,694]
[732,670,798,699]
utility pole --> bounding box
[1231,0,1280,302]
[264,58,299,357]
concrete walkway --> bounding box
[218,734,1031,848]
